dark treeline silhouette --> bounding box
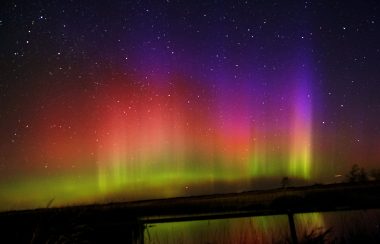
[346,164,380,183]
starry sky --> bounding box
[0,0,380,210]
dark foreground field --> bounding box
[1,181,380,243]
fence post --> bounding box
[288,212,298,244]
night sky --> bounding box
[0,0,380,210]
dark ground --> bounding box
[1,181,380,243]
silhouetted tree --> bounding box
[358,168,368,182]
[347,164,360,182]
[281,176,290,188]
[347,164,368,182]
[370,169,380,181]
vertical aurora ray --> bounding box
[97,114,129,193]
[247,66,314,180]
[288,67,313,179]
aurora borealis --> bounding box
[1,1,380,210]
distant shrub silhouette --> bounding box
[370,169,380,181]
[281,177,290,188]
[346,164,368,183]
